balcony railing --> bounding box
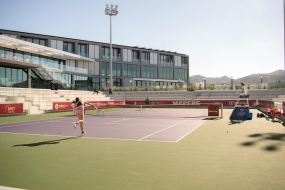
[1,53,89,74]
[142,59,150,64]
[132,58,140,63]
[102,55,121,61]
[160,61,173,66]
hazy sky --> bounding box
[0,0,284,79]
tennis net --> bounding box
[103,103,223,119]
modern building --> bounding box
[0,29,189,91]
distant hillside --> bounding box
[189,69,285,85]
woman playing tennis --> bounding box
[72,97,96,135]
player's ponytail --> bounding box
[72,97,80,103]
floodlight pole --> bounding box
[105,4,119,90]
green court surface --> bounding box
[0,109,284,190]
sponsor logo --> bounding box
[229,101,235,105]
[5,105,16,114]
[173,101,200,105]
[55,104,59,110]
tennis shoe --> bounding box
[73,122,77,129]
[82,131,86,135]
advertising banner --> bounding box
[125,100,256,107]
[0,103,23,115]
[52,100,124,111]
[258,100,274,109]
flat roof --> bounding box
[0,35,94,62]
[0,29,188,56]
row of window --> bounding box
[0,47,65,70]
[0,47,188,81]
[1,34,187,66]
[0,65,187,91]
[102,62,187,80]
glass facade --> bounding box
[174,68,188,80]
[1,31,190,90]
[123,64,140,78]
[159,67,173,79]
[74,75,92,91]
[102,62,121,77]
[142,66,157,79]
[142,52,150,63]
[0,66,27,87]
[63,42,74,53]
[132,50,140,62]
[20,36,47,46]
[101,78,121,88]
[78,44,88,57]
[102,47,120,61]
[0,47,65,69]
[160,54,172,66]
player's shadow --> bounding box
[12,136,79,147]
[240,133,285,151]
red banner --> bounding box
[125,100,256,107]
[52,100,124,111]
[0,103,23,115]
[282,101,285,116]
[258,100,274,109]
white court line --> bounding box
[139,112,206,141]
[175,120,207,142]
[0,117,72,129]
[104,111,164,124]
[0,132,176,143]
[139,118,190,140]
[54,121,166,126]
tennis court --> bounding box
[0,107,212,142]
[1,108,284,190]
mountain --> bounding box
[189,69,285,85]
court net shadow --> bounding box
[228,120,244,125]
[240,133,285,151]
[12,136,79,147]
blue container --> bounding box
[246,112,252,120]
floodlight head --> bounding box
[106,4,108,8]
[111,4,114,8]
[105,7,110,14]
[115,5,118,9]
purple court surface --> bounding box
[0,109,208,142]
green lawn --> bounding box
[0,109,284,190]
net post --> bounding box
[141,105,142,112]
[221,103,223,119]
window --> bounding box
[123,64,140,77]
[20,36,47,46]
[132,50,140,62]
[160,54,172,66]
[102,47,120,60]
[63,42,74,53]
[142,66,157,78]
[175,68,188,80]
[78,44,88,57]
[181,57,187,68]
[159,67,173,79]
[102,62,121,77]
[142,52,150,63]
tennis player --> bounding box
[72,97,96,135]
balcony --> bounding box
[142,59,150,64]
[1,53,89,74]
[160,61,173,66]
[132,58,140,63]
[102,55,121,61]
